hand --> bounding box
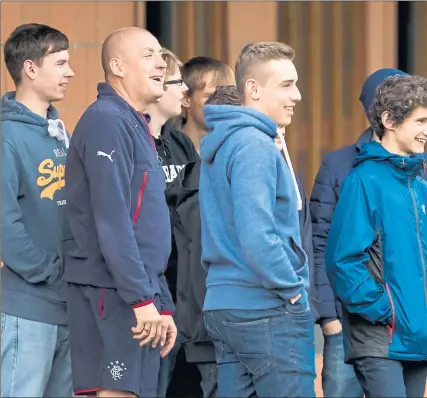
[321,319,342,336]
[289,293,301,305]
[158,315,177,358]
[131,303,162,347]
[1,261,3,268]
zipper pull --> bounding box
[156,151,163,168]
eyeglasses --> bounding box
[164,79,184,86]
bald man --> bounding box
[63,28,177,397]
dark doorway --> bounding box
[397,1,412,73]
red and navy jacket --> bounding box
[63,83,175,314]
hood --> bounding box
[157,119,180,159]
[355,141,426,175]
[200,105,277,163]
[359,68,408,119]
[1,92,59,134]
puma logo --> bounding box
[97,150,115,162]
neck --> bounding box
[107,79,149,113]
[381,135,409,157]
[182,117,207,152]
[15,88,49,118]
[147,108,167,139]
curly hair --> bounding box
[369,75,427,140]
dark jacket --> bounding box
[326,142,427,363]
[310,129,372,325]
[154,120,199,303]
[169,162,318,363]
[64,83,174,313]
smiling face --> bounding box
[244,58,301,127]
[25,49,74,103]
[157,65,188,119]
[109,30,167,108]
[382,106,427,155]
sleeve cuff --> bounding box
[131,299,154,309]
[160,310,174,316]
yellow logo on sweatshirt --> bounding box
[36,159,65,200]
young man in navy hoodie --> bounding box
[1,23,75,397]
[64,28,176,397]
[199,43,315,397]
[310,68,408,398]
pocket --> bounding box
[221,317,272,376]
[132,171,149,224]
[284,293,311,317]
[290,236,307,271]
[385,283,395,343]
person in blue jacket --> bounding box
[310,68,408,397]
[326,74,427,397]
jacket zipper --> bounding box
[385,283,395,343]
[408,176,427,311]
[140,113,162,168]
[132,171,148,224]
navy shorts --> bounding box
[67,284,161,396]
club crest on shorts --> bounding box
[108,361,127,380]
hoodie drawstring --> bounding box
[277,128,303,211]
[47,119,69,149]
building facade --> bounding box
[2,1,426,191]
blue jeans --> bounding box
[1,314,72,397]
[204,302,316,397]
[353,357,427,397]
[322,332,364,397]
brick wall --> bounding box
[1,1,139,132]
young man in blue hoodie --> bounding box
[326,74,427,397]
[310,68,408,397]
[1,23,75,397]
[64,28,176,397]
[199,42,315,397]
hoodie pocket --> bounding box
[290,236,307,272]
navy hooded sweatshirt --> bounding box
[310,68,408,325]
[63,83,175,314]
[1,92,68,325]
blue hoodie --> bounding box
[1,92,69,325]
[326,142,427,362]
[199,105,309,311]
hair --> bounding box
[181,56,234,96]
[205,85,241,106]
[4,23,69,86]
[162,47,182,80]
[235,41,295,100]
[369,75,427,140]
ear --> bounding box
[381,111,395,131]
[181,94,191,109]
[22,59,37,81]
[109,57,125,78]
[245,78,260,101]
